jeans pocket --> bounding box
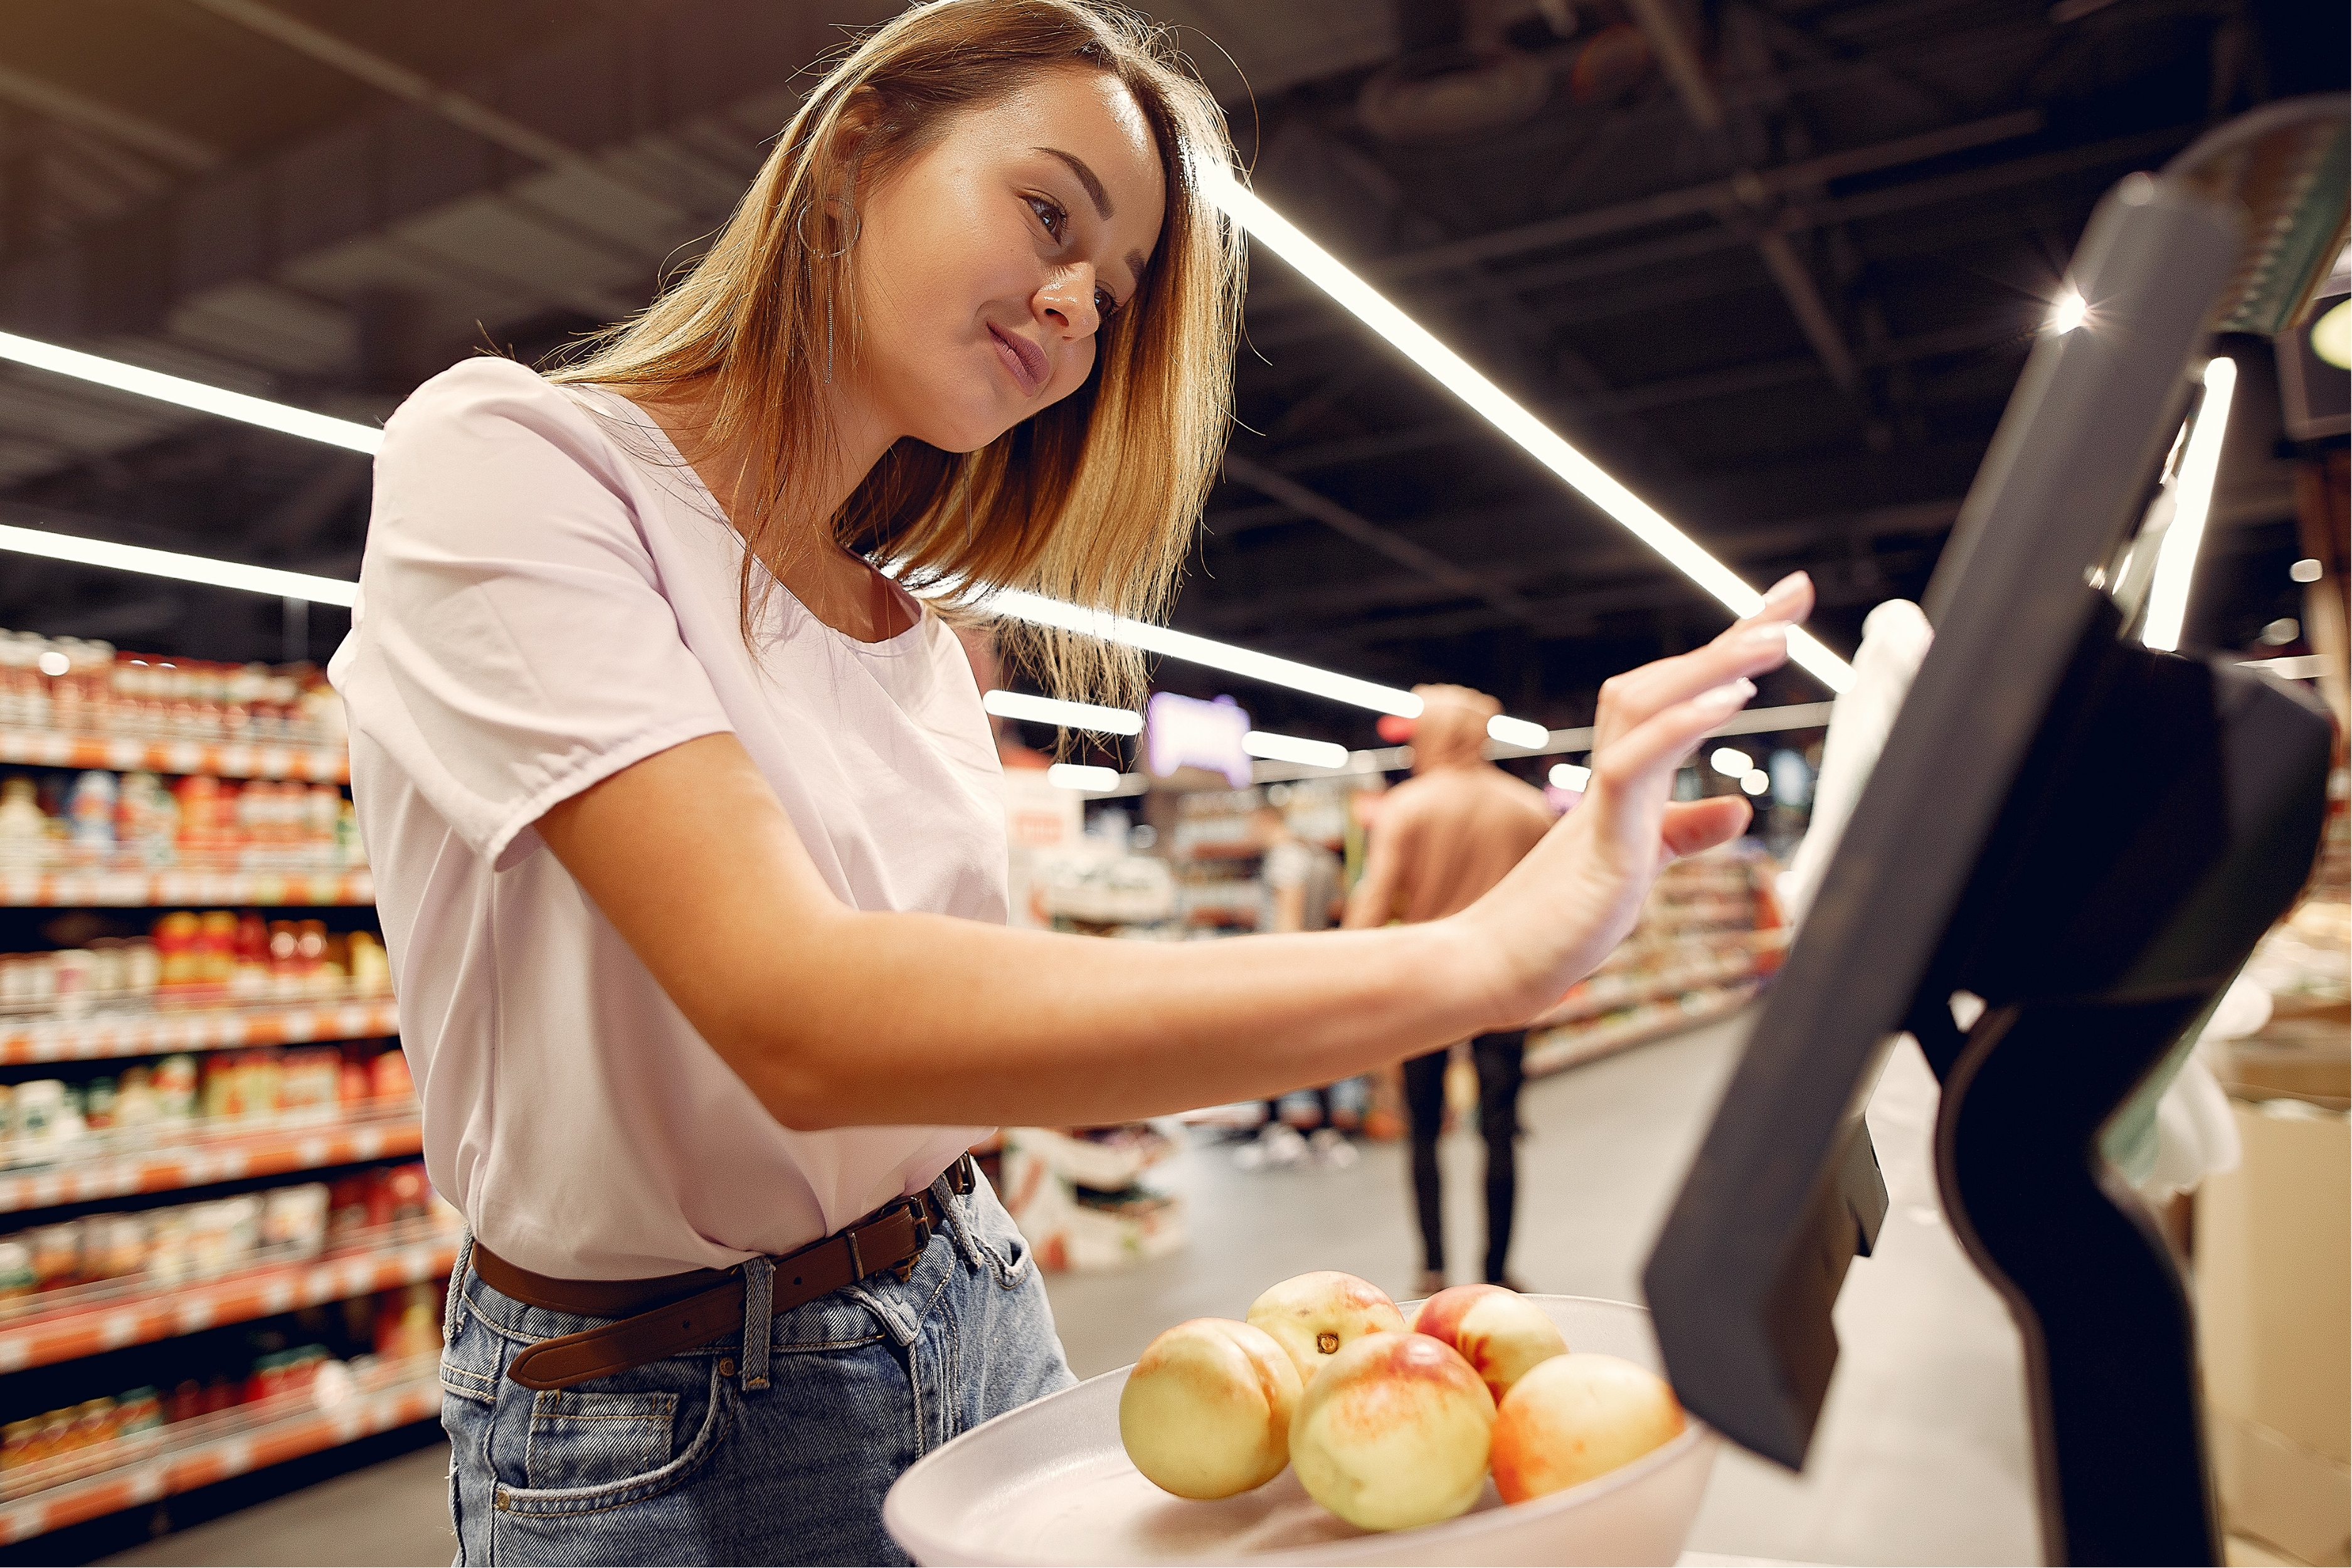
[524,1389,679,1491]
[965,1182,1034,1291]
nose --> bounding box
[1034,262,1101,341]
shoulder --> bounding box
[379,358,632,485]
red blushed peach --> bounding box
[1491,1352,1687,1504]
[1288,1331,1495,1531]
[1120,1318,1304,1500]
[1246,1270,1408,1390]
[1412,1284,1570,1405]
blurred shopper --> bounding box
[1345,687,1551,1295]
[335,1,1809,1559]
[1240,803,1359,1167]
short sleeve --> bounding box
[330,359,733,870]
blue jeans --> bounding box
[438,1172,1073,1565]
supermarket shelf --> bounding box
[0,731,347,783]
[0,998,399,1065]
[0,1113,421,1213]
[1525,982,1761,1078]
[1545,956,1771,1027]
[0,1361,437,1544]
[0,868,373,908]
[0,1223,458,1374]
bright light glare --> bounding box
[2313,299,2351,371]
[0,523,361,607]
[1197,162,1852,695]
[2046,290,2089,334]
[1486,714,1549,750]
[1709,745,1754,778]
[2291,557,2323,584]
[1242,730,1349,770]
[36,650,70,677]
[1045,763,1121,793]
[2142,357,2238,654]
[1741,768,1771,796]
[982,689,1142,735]
[0,331,383,454]
[1549,761,1592,792]
[987,588,1422,718]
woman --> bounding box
[330,2,1813,1562]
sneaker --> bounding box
[1308,1127,1358,1168]
[1236,1122,1308,1171]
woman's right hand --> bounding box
[1454,571,1816,1027]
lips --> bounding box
[988,324,1049,396]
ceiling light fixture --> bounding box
[2046,290,2089,334]
[1242,730,1350,770]
[1198,163,1854,694]
[981,689,1143,736]
[2141,356,2238,654]
[1044,762,1122,793]
[1549,761,1592,792]
[0,522,361,607]
[2291,557,2323,583]
[1486,714,1550,750]
[1709,745,1755,777]
[0,331,384,455]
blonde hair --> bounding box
[548,0,1242,706]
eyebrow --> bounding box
[1037,147,1112,219]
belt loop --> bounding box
[444,1232,475,1346]
[739,1255,774,1392]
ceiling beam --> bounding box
[0,63,221,173]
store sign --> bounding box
[1145,692,1253,788]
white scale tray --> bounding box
[885,1295,1720,1566]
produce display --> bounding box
[1119,1270,1686,1534]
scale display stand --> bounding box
[1645,97,2348,1567]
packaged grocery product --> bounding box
[262,1184,329,1259]
[90,1213,146,1278]
[82,1075,117,1131]
[50,948,95,1020]
[0,1239,34,1301]
[24,1220,82,1288]
[13,1079,72,1153]
[153,1054,197,1120]
[65,771,116,862]
[115,1387,163,1437]
[145,1209,192,1286]
[371,1047,414,1103]
[0,776,48,870]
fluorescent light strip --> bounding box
[2141,357,2237,654]
[987,588,1425,718]
[1486,714,1549,750]
[0,331,384,455]
[1242,730,1349,770]
[1045,762,1122,793]
[1549,761,1592,792]
[0,524,359,607]
[1198,165,1853,695]
[982,688,1142,735]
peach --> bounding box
[1288,1331,1495,1531]
[1246,1270,1408,1389]
[1120,1318,1303,1500]
[1412,1284,1570,1405]
[1491,1352,1687,1504]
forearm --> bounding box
[724,909,1503,1130]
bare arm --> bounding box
[536,575,1814,1131]
[1341,802,1412,930]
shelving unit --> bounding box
[0,1111,421,1213]
[0,1219,457,1373]
[0,871,373,908]
[1525,847,1787,1077]
[0,1355,438,1543]
[1,999,399,1066]
[0,709,439,1545]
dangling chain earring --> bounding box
[797,174,861,384]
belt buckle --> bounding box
[888,1196,933,1282]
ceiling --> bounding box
[0,0,2339,751]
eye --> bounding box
[1094,286,1119,322]
[1027,195,1068,241]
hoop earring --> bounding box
[795,196,861,260]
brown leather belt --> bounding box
[476,1153,976,1391]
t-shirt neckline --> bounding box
[580,383,931,657]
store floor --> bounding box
[100,1012,2041,1567]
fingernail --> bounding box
[1705,678,1755,711]
[1739,622,1791,651]
[1767,571,1806,597]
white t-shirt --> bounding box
[329,357,1005,1280]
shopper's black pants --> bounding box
[1402,1031,1525,1284]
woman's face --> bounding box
[849,68,1168,454]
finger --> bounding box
[1741,571,1813,628]
[1594,626,1788,751]
[1592,677,1755,790]
[1660,797,1751,859]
